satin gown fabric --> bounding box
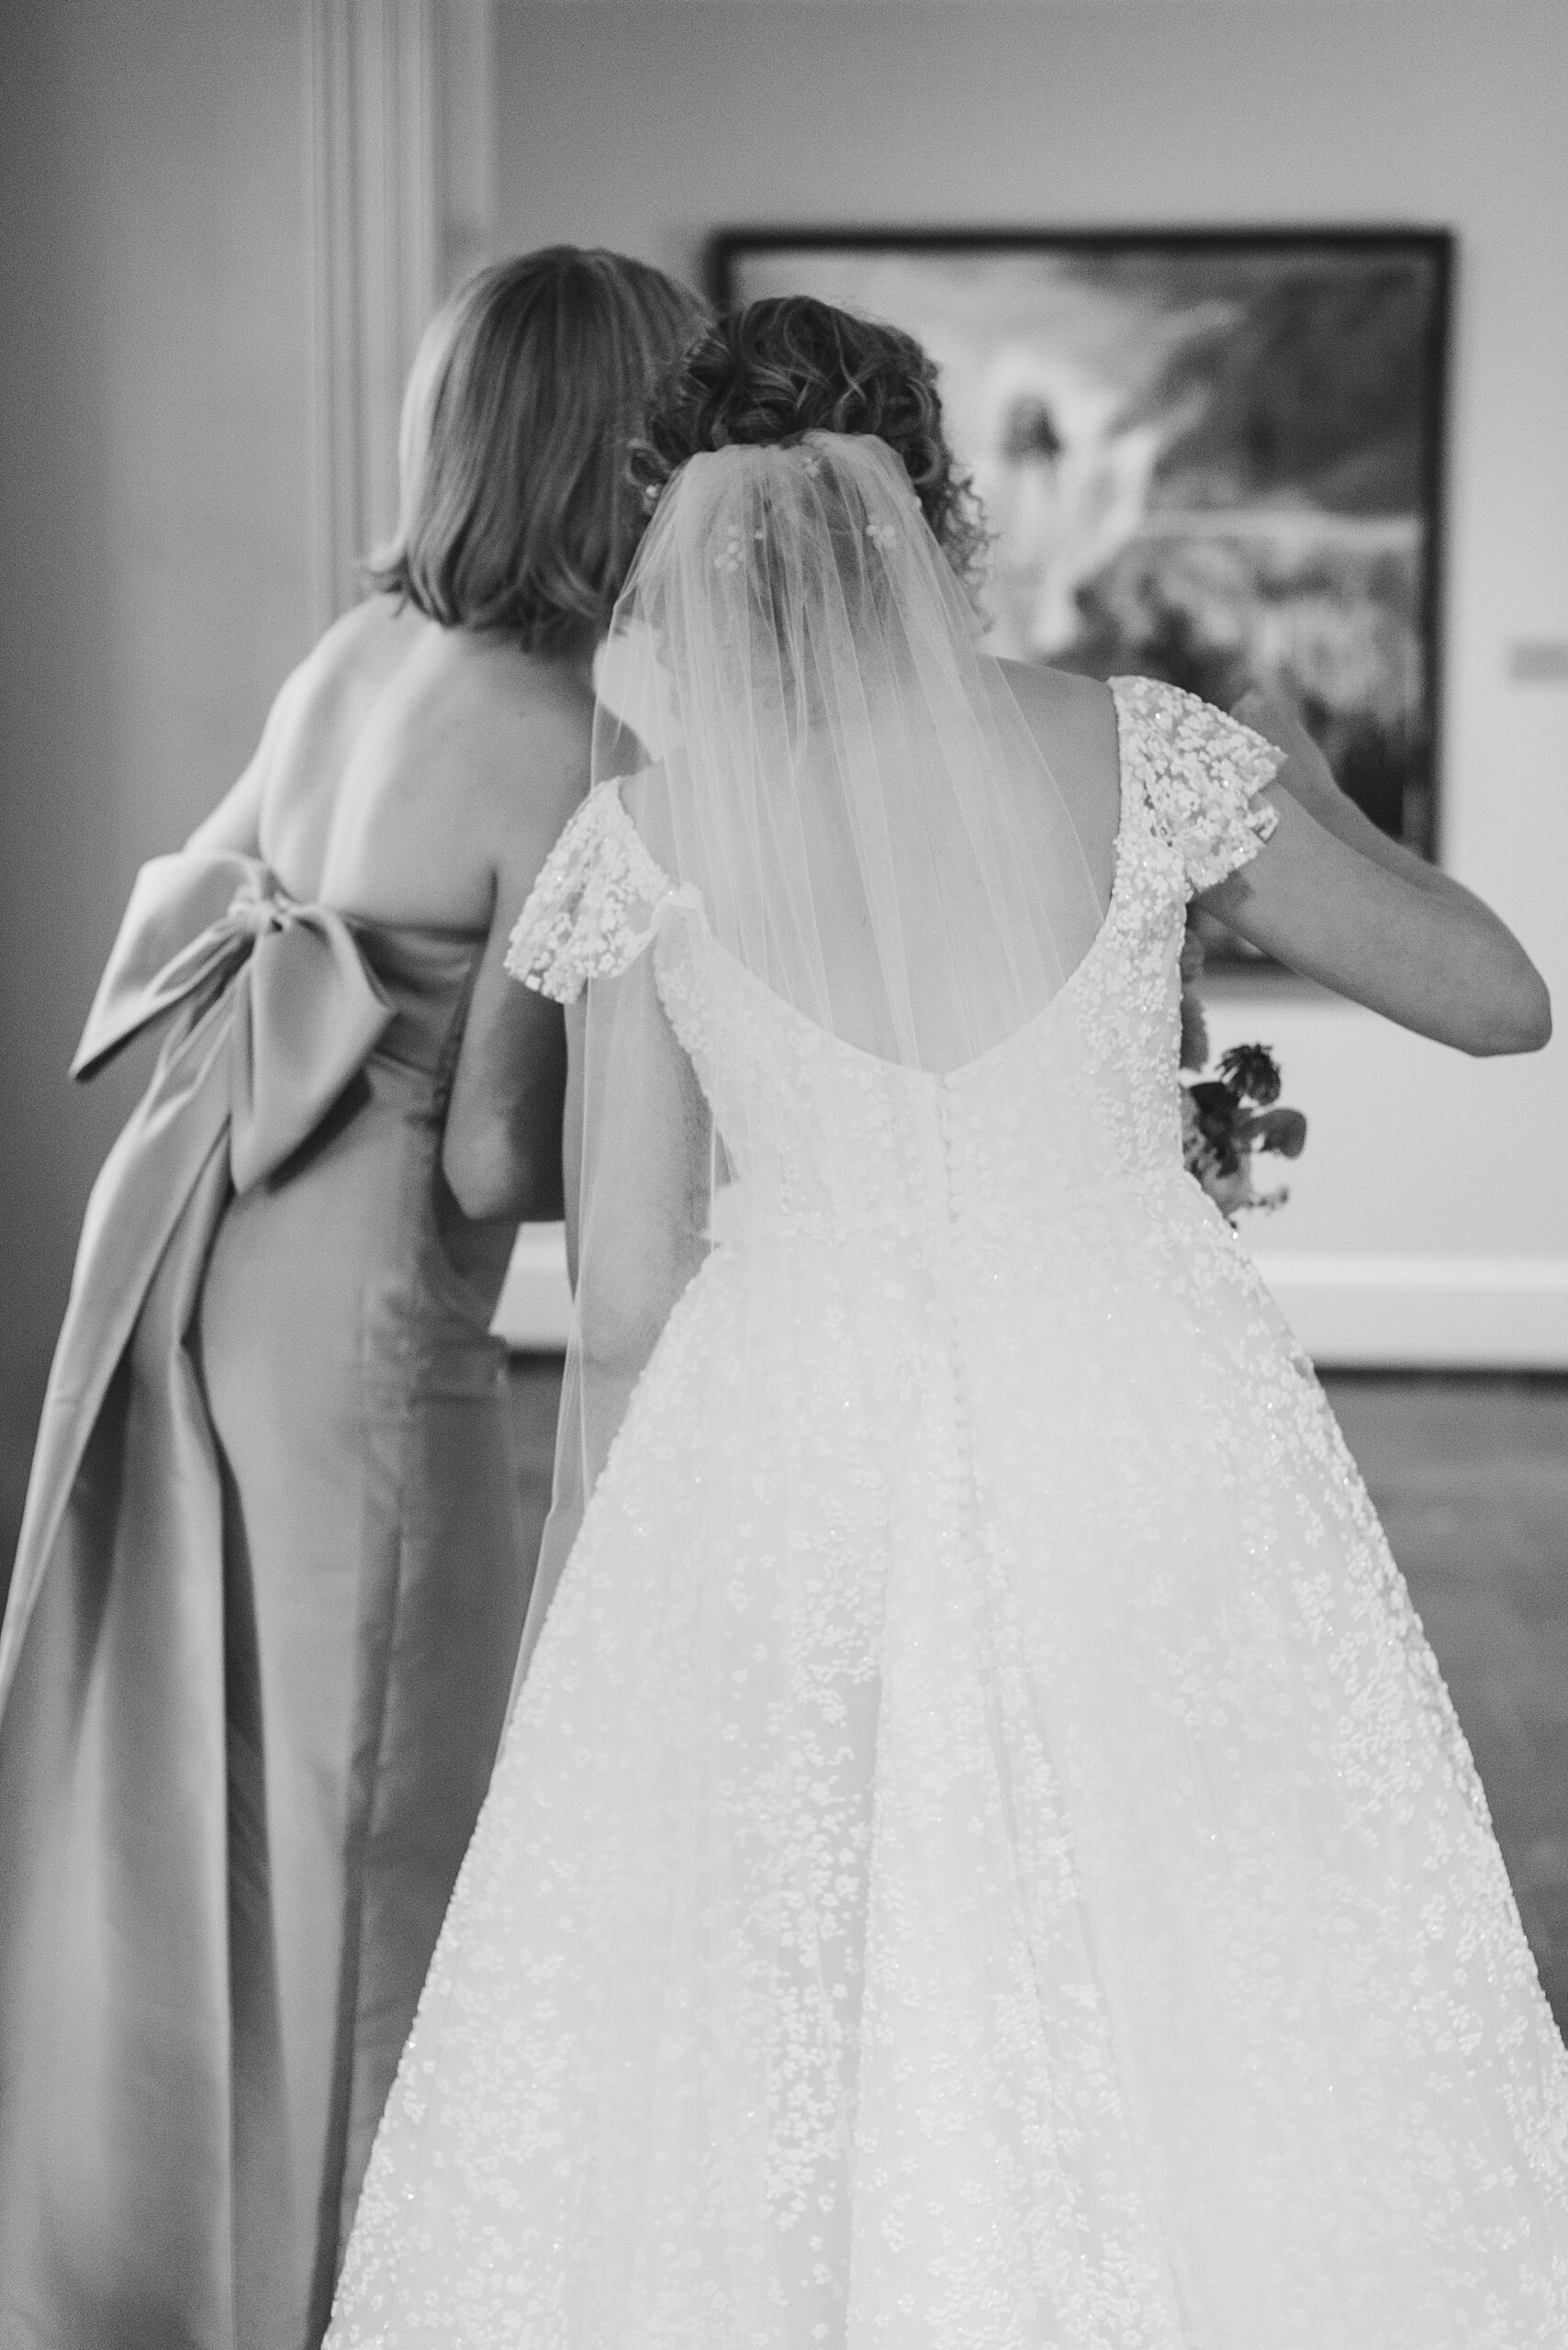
[0,852,535,2350]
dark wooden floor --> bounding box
[1321,1372,1568,2031]
[508,1360,1568,2033]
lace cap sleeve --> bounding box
[1112,676,1282,894]
[505,779,673,1004]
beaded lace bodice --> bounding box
[510,676,1280,1256]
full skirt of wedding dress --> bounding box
[329,1173,1568,2349]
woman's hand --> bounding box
[1229,686,1344,825]
[1229,680,1450,897]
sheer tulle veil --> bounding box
[517,430,1109,1685]
[326,427,1568,2350]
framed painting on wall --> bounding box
[709,229,1452,942]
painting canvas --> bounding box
[711,231,1450,890]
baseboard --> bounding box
[493,1227,1568,1371]
[1251,1254,1568,1369]
[493,1223,573,1349]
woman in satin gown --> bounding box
[0,246,704,2350]
[327,299,1568,2350]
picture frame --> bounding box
[709,228,1452,956]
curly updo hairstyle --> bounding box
[633,296,989,587]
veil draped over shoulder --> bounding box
[521,431,1109,1675]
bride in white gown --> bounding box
[327,299,1564,2349]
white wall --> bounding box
[0,0,319,1578]
[491,0,1568,1361]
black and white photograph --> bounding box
[1,5,1565,2347]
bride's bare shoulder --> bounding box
[994,658,1114,737]
[993,659,1121,828]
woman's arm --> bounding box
[442,820,572,1224]
[569,959,711,1382]
[1230,687,1450,895]
[184,758,267,858]
[442,679,600,1224]
[184,663,313,857]
[1197,779,1551,1057]
[510,968,709,1716]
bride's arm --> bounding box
[1230,687,1452,895]
[441,816,572,1225]
[1196,783,1551,1056]
[568,958,711,1385]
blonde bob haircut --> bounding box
[370,247,708,653]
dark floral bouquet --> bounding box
[1179,925,1307,1222]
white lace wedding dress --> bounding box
[328,679,1568,2349]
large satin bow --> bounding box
[0,855,396,1718]
[71,851,393,1192]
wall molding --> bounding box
[1252,1253,1568,1368]
[495,1224,575,1350]
[307,0,442,629]
[494,1230,1568,1367]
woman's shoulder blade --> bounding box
[267,623,596,926]
[356,632,595,852]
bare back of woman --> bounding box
[196,591,604,1219]
[236,598,580,929]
